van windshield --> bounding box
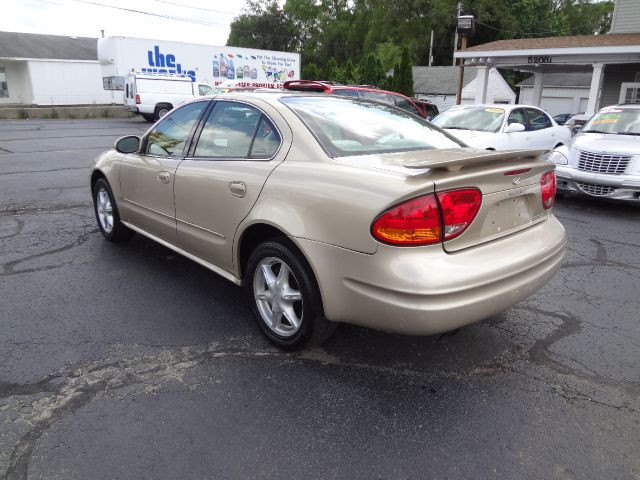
[281,96,463,157]
[582,108,640,135]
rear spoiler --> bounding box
[402,149,546,172]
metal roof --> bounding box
[517,72,593,88]
[0,31,98,61]
[412,66,477,95]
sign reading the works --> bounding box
[528,56,553,64]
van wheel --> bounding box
[141,114,155,122]
[154,104,172,121]
[245,241,337,350]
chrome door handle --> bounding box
[229,181,246,198]
[157,171,171,183]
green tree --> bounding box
[358,53,379,86]
[397,46,413,97]
[325,57,339,82]
[344,59,356,84]
[302,62,320,80]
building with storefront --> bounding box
[517,73,591,116]
[455,0,640,115]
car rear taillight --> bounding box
[135,94,140,104]
[540,171,556,209]
[437,188,482,240]
[371,188,482,246]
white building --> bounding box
[0,31,117,106]
[517,73,591,116]
[412,66,515,111]
[455,0,640,116]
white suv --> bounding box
[548,104,640,203]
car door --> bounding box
[173,99,291,273]
[118,100,209,243]
[524,107,557,149]
[503,108,531,149]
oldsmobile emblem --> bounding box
[512,177,521,185]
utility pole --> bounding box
[452,2,462,66]
[455,13,475,105]
[428,30,434,66]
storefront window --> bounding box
[0,67,8,98]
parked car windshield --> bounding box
[581,107,640,135]
[281,96,463,157]
[432,107,505,133]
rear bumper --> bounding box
[296,216,566,335]
[556,166,640,202]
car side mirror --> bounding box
[115,135,141,154]
[505,122,525,133]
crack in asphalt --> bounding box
[0,216,24,239]
[0,342,531,480]
[0,227,97,278]
[563,238,640,272]
[521,305,640,396]
[0,203,91,215]
[0,166,89,176]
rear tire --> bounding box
[245,241,337,350]
[92,178,135,242]
[154,104,172,121]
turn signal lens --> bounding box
[540,171,556,209]
[437,188,482,240]
[372,195,442,245]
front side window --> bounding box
[0,67,8,98]
[526,108,552,131]
[281,96,463,157]
[146,101,207,156]
[432,107,505,133]
[507,109,526,126]
[194,101,279,158]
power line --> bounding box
[148,0,241,16]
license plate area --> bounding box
[443,185,543,253]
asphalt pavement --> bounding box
[1,118,638,479]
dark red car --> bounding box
[283,80,436,120]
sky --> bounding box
[2,0,250,45]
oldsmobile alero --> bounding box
[91,93,566,349]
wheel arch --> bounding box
[235,222,325,308]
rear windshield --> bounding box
[432,107,505,133]
[281,96,463,157]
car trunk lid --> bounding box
[401,148,552,252]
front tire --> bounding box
[92,178,134,242]
[245,241,337,350]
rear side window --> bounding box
[395,97,422,117]
[526,108,552,130]
[332,89,360,97]
[359,90,396,106]
[194,101,280,159]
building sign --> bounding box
[528,56,553,64]
[98,36,301,90]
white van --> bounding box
[123,73,212,122]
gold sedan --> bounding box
[91,93,566,349]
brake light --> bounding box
[372,195,441,245]
[540,171,556,209]
[437,188,482,240]
[371,188,482,246]
[135,94,140,104]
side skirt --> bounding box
[121,221,242,286]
